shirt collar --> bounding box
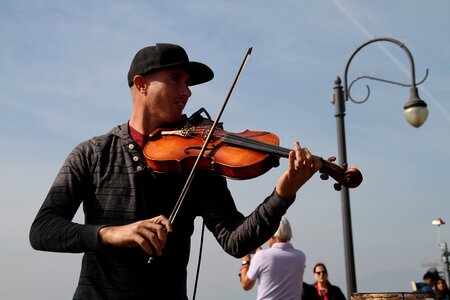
[272,242,293,250]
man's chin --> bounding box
[161,114,187,128]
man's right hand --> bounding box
[98,215,172,256]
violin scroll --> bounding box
[344,167,363,188]
[319,157,363,191]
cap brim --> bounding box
[159,61,214,86]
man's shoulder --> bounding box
[94,123,128,140]
[73,123,130,153]
[83,123,128,145]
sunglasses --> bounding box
[315,271,327,275]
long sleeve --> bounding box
[29,141,104,253]
[194,172,295,258]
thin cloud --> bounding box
[332,0,450,123]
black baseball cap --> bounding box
[127,43,214,87]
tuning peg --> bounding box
[320,173,329,181]
[333,183,342,191]
[327,156,336,162]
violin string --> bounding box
[221,133,291,157]
[221,134,351,186]
[196,128,361,190]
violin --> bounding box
[144,47,362,264]
[143,119,362,191]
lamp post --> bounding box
[432,218,450,286]
[331,37,429,298]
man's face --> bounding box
[144,68,192,126]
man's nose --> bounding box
[181,84,192,97]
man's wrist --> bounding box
[241,260,250,266]
[238,264,249,278]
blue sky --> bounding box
[1,1,450,299]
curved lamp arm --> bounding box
[347,69,429,104]
[342,37,429,127]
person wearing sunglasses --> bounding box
[311,263,346,300]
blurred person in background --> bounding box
[311,262,346,300]
[239,217,306,300]
[435,278,450,300]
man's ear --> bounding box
[133,75,147,92]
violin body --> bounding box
[144,126,282,180]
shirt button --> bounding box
[128,144,135,150]
[133,156,139,161]
[136,166,143,171]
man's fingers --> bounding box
[136,223,166,256]
[135,235,155,256]
[150,215,173,233]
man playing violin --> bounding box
[29,43,322,300]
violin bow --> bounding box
[148,47,253,263]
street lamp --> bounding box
[432,217,446,243]
[331,37,429,298]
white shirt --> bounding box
[247,242,306,300]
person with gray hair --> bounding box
[239,217,306,300]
